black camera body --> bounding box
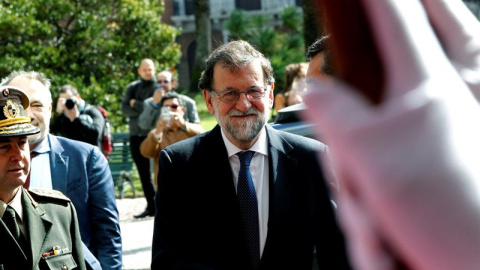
[65,97,77,109]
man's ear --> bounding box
[46,103,53,119]
[268,83,275,108]
[203,90,215,115]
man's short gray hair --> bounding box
[1,70,52,103]
[198,40,275,91]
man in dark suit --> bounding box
[3,71,122,270]
[151,40,351,270]
[0,85,86,270]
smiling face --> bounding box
[0,136,29,203]
[204,60,274,149]
[8,77,52,149]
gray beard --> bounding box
[213,101,267,142]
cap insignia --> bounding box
[2,89,9,97]
[3,100,20,119]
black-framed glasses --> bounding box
[210,85,269,103]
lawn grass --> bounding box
[193,91,217,131]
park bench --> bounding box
[108,132,136,199]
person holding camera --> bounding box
[51,84,105,149]
[140,92,204,187]
[138,70,201,133]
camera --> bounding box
[161,106,171,122]
[65,97,77,109]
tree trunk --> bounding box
[190,0,212,93]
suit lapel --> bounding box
[22,189,52,267]
[265,125,296,187]
[262,126,298,265]
[48,135,69,193]
[206,125,238,198]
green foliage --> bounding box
[224,7,305,95]
[192,91,216,131]
[0,0,181,132]
[281,6,303,31]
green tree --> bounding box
[224,7,305,93]
[0,0,181,132]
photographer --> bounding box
[138,70,200,132]
[51,84,105,149]
[140,92,204,188]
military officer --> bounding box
[0,85,86,270]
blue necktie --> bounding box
[236,151,260,269]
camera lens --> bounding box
[65,98,76,109]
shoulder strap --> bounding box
[27,188,71,203]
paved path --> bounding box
[117,197,154,270]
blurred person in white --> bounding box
[288,77,308,105]
[302,0,480,269]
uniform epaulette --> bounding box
[27,188,71,202]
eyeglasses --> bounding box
[164,104,180,110]
[209,85,269,103]
[157,80,170,84]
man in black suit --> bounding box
[151,40,350,270]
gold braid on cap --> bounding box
[0,121,37,135]
[0,117,31,127]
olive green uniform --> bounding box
[0,188,86,270]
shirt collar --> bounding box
[31,135,51,154]
[221,126,269,158]
[0,187,24,222]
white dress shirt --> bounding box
[30,137,53,190]
[221,127,269,257]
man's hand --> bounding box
[157,112,185,132]
[169,113,185,131]
[304,0,480,269]
[56,97,66,115]
[129,99,135,108]
[65,104,80,121]
[153,86,165,104]
[155,114,169,132]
